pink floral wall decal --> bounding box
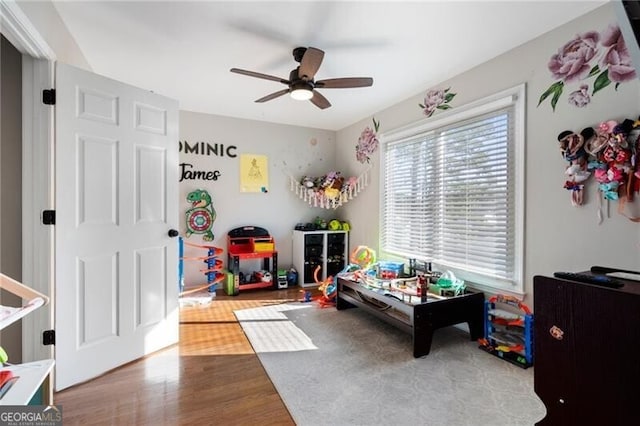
[355,117,380,164]
[538,23,637,111]
[419,87,456,117]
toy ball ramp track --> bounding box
[181,240,224,257]
[179,238,224,300]
[180,273,225,297]
[478,294,534,369]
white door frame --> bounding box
[1,0,55,363]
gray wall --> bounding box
[178,111,340,286]
[10,1,640,308]
[336,3,640,305]
[0,34,23,362]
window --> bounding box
[380,85,525,295]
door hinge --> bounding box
[43,330,55,345]
[42,89,56,105]
[42,210,55,225]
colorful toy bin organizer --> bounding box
[377,261,405,279]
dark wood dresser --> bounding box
[533,273,640,425]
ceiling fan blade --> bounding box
[310,90,331,109]
[230,68,289,85]
[315,77,373,89]
[298,47,325,81]
[255,89,290,103]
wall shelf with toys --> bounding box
[478,294,534,369]
[288,168,371,209]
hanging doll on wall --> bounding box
[558,128,592,206]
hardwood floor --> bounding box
[54,287,316,425]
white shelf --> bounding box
[0,273,49,331]
[0,273,53,405]
[0,298,46,330]
[0,360,55,405]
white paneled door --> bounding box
[55,63,179,390]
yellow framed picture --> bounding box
[240,154,269,192]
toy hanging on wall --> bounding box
[585,120,633,201]
[289,169,370,210]
[585,118,640,222]
[559,117,640,222]
[184,189,216,241]
[557,128,592,206]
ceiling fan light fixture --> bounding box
[231,46,373,109]
[290,82,313,100]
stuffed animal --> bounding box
[328,219,342,230]
[331,175,344,191]
[321,171,339,189]
[300,176,315,188]
[324,186,340,200]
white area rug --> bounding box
[234,303,310,321]
[235,304,318,353]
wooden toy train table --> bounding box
[336,277,484,357]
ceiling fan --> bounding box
[230,47,373,110]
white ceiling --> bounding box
[52,1,608,131]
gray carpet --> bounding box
[251,304,546,426]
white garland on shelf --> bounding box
[288,168,371,209]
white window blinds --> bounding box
[381,87,524,293]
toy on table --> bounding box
[350,245,376,269]
[349,245,377,281]
[331,245,377,284]
[430,270,466,296]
